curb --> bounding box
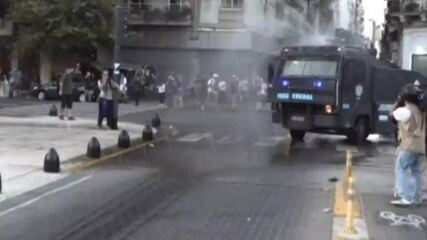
[64,126,178,172]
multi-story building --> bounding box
[114,0,359,81]
[114,0,286,80]
[381,0,427,76]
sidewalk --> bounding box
[355,144,427,240]
[0,101,165,201]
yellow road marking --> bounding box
[66,136,169,173]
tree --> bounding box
[13,0,113,83]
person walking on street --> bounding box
[390,84,426,206]
[59,67,76,120]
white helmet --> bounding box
[213,73,219,78]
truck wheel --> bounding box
[348,119,368,145]
[290,130,305,141]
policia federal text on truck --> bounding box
[268,46,427,145]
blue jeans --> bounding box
[396,150,423,202]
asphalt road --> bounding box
[0,102,418,240]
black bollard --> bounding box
[151,114,161,129]
[142,124,154,142]
[44,148,60,173]
[118,130,130,149]
[87,137,101,158]
[49,104,58,116]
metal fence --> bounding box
[127,1,192,23]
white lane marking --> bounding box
[216,135,243,144]
[177,133,213,143]
[0,175,91,218]
[254,136,287,147]
[380,211,426,228]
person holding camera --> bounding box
[390,84,426,206]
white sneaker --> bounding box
[391,198,413,206]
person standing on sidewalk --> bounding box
[230,74,239,110]
[207,73,218,106]
[133,68,144,106]
[59,67,75,121]
[157,80,166,106]
[110,69,120,130]
[8,68,20,98]
[391,84,426,206]
[238,77,249,103]
[217,77,227,105]
[97,69,119,129]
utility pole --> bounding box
[113,0,125,81]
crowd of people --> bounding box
[46,63,271,130]
[0,66,22,98]
[157,72,269,111]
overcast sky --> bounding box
[363,0,387,39]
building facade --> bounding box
[114,0,361,81]
[381,0,427,76]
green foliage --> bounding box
[13,0,114,50]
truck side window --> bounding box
[343,59,366,88]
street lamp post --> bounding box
[113,0,125,81]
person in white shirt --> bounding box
[256,77,268,110]
[207,73,219,105]
[218,78,227,105]
[157,80,166,105]
[390,84,426,206]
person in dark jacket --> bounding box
[133,68,144,106]
[59,67,75,120]
[97,69,119,129]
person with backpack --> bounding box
[390,84,426,206]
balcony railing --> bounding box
[389,0,427,14]
[126,2,193,26]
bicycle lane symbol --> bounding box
[380,211,426,229]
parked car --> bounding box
[32,79,87,102]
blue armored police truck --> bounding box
[268,46,427,145]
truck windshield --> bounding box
[282,60,338,77]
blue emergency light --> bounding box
[314,80,323,88]
[282,80,289,87]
